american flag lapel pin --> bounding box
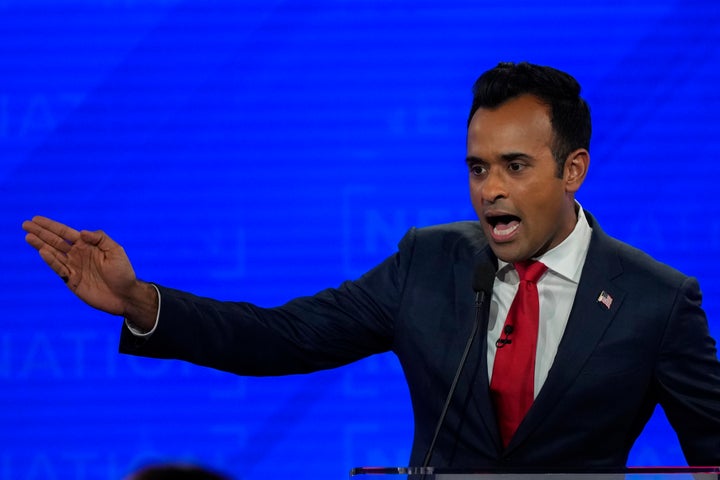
[597,290,613,309]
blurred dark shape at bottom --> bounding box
[125,463,232,480]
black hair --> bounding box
[127,464,231,480]
[468,62,591,176]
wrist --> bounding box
[122,281,159,333]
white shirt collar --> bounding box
[497,203,593,284]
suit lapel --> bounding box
[506,221,627,451]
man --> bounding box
[23,62,720,468]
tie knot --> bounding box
[514,260,547,283]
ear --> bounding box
[563,148,590,193]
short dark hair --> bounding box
[127,463,231,480]
[467,62,592,176]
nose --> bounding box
[480,169,507,203]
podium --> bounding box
[350,467,720,479]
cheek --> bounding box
[523,180,564,206]
[468,180,482,203]
[517,185,558,217]
[524,191,564,233]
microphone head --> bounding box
[472,261,496,295]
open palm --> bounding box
[23,216,138,316]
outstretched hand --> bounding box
[23,216,158,329]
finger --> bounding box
[23,217,80,254]
[25,232,66,256]
[37,244,70,280]
[24,232,45,252]
[29,216,81,243]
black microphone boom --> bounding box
[421,262,496,468]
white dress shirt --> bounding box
[486,205,593,397]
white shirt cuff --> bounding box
[124,283,161,337]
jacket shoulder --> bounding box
[587,212,693,288]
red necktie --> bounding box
[490,260,548,447]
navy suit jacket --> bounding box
[120,211,720,467]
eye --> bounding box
[508,161,526,172]
[469,164,487,176]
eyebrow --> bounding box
[465,152,533,165]
[465,155,484,166]
[500,152,533,162]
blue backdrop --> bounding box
[2,1,720,479]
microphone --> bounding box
[421,262,496,468]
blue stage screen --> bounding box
[2,1,720,478]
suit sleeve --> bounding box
[118,228,417,377]
[655,276,720,465]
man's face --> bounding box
[467,94,584,263]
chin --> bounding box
[488,244,514,263]
[489,244,530,264]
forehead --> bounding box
[467,94,553,154]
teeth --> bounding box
[493,223,519,237]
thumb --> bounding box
[80,229,116,251]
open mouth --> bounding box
[486,214,521,239]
